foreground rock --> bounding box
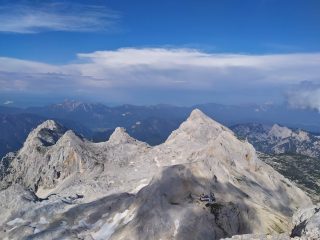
[291,205,320,239]
[223,205,320,240]
[0,110,314,239]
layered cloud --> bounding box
[0,2,120,33]
[1,48,320,104]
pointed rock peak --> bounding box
[185,109,230,131]
[36,120,62,131]
[108,127,135,144]
[187,109,212,122]
[165,109,233,143]
[57,130,83,144]
[25,120,66,147]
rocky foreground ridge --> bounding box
[0,110,318,239]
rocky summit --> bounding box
[0,109,318,240]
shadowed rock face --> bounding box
[0,109,314,240]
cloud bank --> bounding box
[0,48,320,104]
[0,2,120,33]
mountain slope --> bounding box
[258,153,320,202]
[0,110,313,239]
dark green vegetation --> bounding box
[259,153,320,202]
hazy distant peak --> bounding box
[51,100,107,112]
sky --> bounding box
[0,0,320,108]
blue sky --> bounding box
[0,0,320,108]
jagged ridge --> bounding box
[0,109,314,240]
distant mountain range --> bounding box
[1,100,320,159]
[231,123,320,159]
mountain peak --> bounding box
[24,120,66,147]
[36,120,61,131]
[108,127,134,144]
[187,109,210,122]
[165,109,233,143]
[186,109,226,129]
[56,130,82,145]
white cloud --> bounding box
[0,48,320,99]
[71,49,320,91]
[0,2,120,33]
[287,82,320,112]
[3,100,13,105]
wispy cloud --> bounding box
[0,1,120,33]
[0,48,320,103]
[3,100,13,105]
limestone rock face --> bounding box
[0,120,66,190]
[291,205,320,239]
[0,109,315,240]
[222,205,320,240]
[23,120,66,147]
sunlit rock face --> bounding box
[0,109,314,240]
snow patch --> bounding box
[91,209,135,240]
[7,218,25,226]
[154,156,161,167]
[130,179,149,193]
[173,219,180,237]
[38,217,49,225]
